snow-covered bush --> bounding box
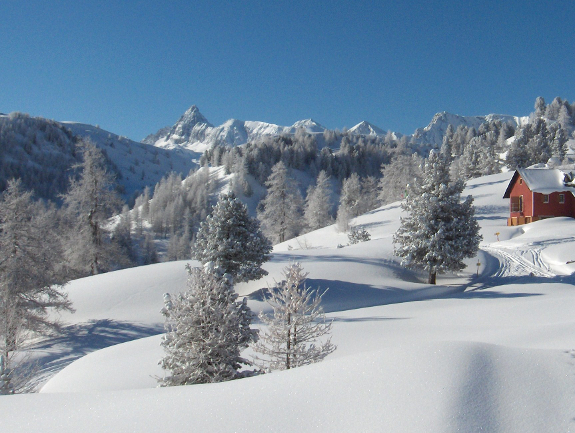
[348,227,371,244]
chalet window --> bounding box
[519,179,523,185]
[543,194,549,203]
[559,194,565,204]
[511,196,523,212]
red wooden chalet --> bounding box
[503,168,575,226]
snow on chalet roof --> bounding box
[504,168,575,198]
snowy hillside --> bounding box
[4,171,575,432]
[0,113,197,201]
[63,121,198,199]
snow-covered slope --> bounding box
[0,113,198,201]
[63,121,198,199]
[4,170,575,432]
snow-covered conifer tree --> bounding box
[194,192,272,283]
[63,139,122,275]
[0,180,72,393]
[303,170,333,232]
[394,151,482,284]
[253,263,335,371]
[258,161,303,243]
[158,263,257,386]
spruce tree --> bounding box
[194,192,271,283]
[394,151,482,284]
[158,263,257,385]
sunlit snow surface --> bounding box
[3,171,575,432]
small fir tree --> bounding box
[194,192,272,283]
[158,263,257,386]
[253,263,335,371]
[394,151,482,284]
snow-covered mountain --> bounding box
[349,120,387,136]
[143,106,329,153]
[144,105,535,154]
[412,111,529,146]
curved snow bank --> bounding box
[40,335,164,393]
[10,342,575,432]
[56,260,198,325]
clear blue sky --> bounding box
[2,0,574,141]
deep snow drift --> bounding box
[3,171,575,432]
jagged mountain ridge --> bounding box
[144,105,530,152]
[144,106,338,152]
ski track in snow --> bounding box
[482,244,555,278]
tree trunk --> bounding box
[428,268,436,285]
[286,312,291,369]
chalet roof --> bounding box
[503,168,575,198]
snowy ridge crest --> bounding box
[412,111,526,146]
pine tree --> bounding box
[158,263,257,386]
[0,180,72,393]
[303,170,333,232]
[63,140,122,275]
[394,151,482,284]
[258,161,303,243]
[194,192,271,283]
[253,263,335,371]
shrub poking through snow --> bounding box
[253,263,335,371]
[348,227,371,244]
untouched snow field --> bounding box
[3,171,575,432]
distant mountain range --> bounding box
[143,105,528,152]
